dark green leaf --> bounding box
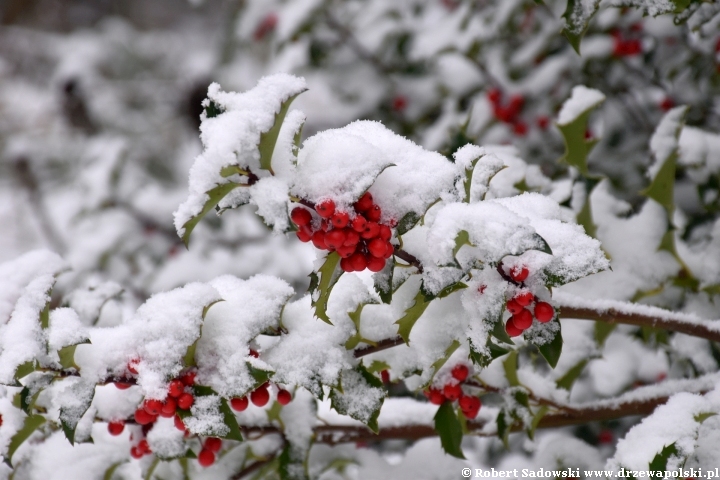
[528,405,549,440]
[6,414,45,466]
[204,100,223,118]
[330,365,385,433]
[434,402,465,459]
[649,443,677,475]
[58,339,91,370]
[373,260,394,304]
[530,234,553,255]
[561,0,601,54]
[436,282,468,299]
[469,339,510,367]
[429,340,461,380]
[310,252,343,324]
[395,290,432,343]
[557,94,605,175]
[555,359,588,390]
[258,90,307,174]
[496,410,510,447]
[218,398,244,441]
[180,182,241,247]
[396,211,421,236]
[503,351,520,386]
[537,325,563,368]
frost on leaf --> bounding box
[185,395,229,437]
[330,366,386,433]
[173,74,307,245]
[557,86,605,175]
[54,377,95,445]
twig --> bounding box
[393,248,423,273]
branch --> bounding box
[354,336,405,357]
[555,292,720,343]
[393,248,423,273]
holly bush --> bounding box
[1,0,720,479]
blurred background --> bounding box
[0,0,718,319]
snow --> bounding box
[648,106,686,180]
[185,395,229,437]
[557,86,605,125]
[174,74,308,237]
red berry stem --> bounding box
[393,248,423,273]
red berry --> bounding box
[231,396,249,411]
[331,211,350,229]
[509,265,529,282]
[513,121,528,136]
[177,393,194,410]
[311,230,328,250]
[351,215,367,232]
[115,382,132,390]
[130,446,143,459]
[340,257,354,272]
[180,371,196,386]
[598,429,613,444]
[249,349,259,358]
[360,222,380,240]
[143,399,163,416]
[511,309,533,330]
[198,448,215,467]
[354,192,373,212]
[515,292,534,307]
[324,229,346,250]
[204,437,222,453]
[277,389,292,405]
[160,398,177,418]
[368,238,387,258]
[660,97,674,111]
[536,116,549,130]
[509,94,525,114]
[296,227,312,243]
[174,414,186,431]
[138,439,151,454]
[134,408,156,425]
[424,388,445,405]
[108,421,124,436]
[382,243,394,259]
[337,244,356,259]
[378,225,392,241]
[127,359,140,375]
[251,384,270,407]
[350,253,367,271]
[534,302,555,323]
[290,207,312,226]
[343,229,360,246]
[459,395,482,419]
[451,364,469,382]
[487,88,502,105]
[315,199,336,218]
[443,383,462,401]
[505,321,523,338]
[253,12,278,41]
[380,370,390,383]
[365,205,382,222]
[506,299,523,314]
[392,95,408,112]
[367,256,386,272]
[168,380,185,398]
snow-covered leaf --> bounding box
[310,252,343,324]
[330,365,385,433]
[557,86,605,175]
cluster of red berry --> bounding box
[502,267,555,337]
[487,88,528,136]
[291,192,395,273]
[229,382,292,412]
[612,29,642,57]
[423,364,482,419]
[198,437,223,467]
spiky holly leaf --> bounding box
[5,414,45,466]
[258,90,307,174]
[310,252,343,324]
[434,402,465,459]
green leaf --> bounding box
[561,0,601,54]
[204,100,223,118]
[436,282,468,299]
[429,340,461,380]
[434,402,465,459]
[395,290,432,343]
[310,252,343,324]
[694,412,717,424]
[469,339,510,368]
[557,94,605,175]
[258,90,307,174]
[396,211,422,236]
[537,325,563,368]
[528,405,549,440]
[6,414,45,466]
[58,339,91,370]
[103,461,125,480]
[530,234,553,255]
[330,365,385,433]
[503,351,520,387]
[248,363,274,389]
[60,383,95,445]
[40,297,51,330]
[279,442,310,480]
[649,443,678,475]
[218,397,244,441]
[373,259,394,304]
[452,230,472,260]
[594,322,616,346]
[555,359,588,390]
[180,182,241,247]
[496,410,510,448]
[13,360,37,385]
[491,312,513,345]
[643,151,678,217]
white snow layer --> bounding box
[557,85,605,125]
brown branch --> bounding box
[558,303,720,343]
[394,248,423,273]
[230,454,278,480]
[354,336,405,357]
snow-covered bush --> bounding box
[1,1,720,479]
